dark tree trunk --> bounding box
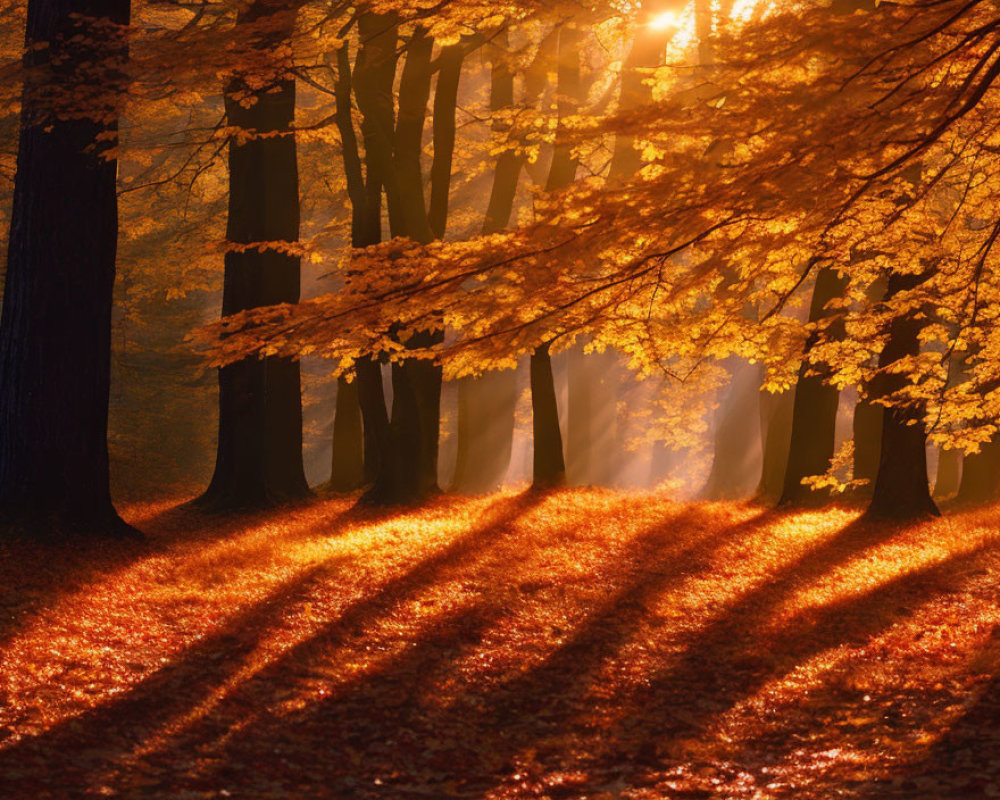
[778,266,846,506]
[702,361,764,500]
[956,437,1000,505]
[531,343,566,488]
[362,27,461,504]
[328,377,364,492]
[755,389,794,502]
[851,395,883,496]
[324,43,369,489]
[528,24,583,488]
[452,30,520,494]
[345,15,397,491]
[199,1,309,511]
[0,0,132,535]
[0,0,135,538]
[934,447,962,499]
[865,271,939,520]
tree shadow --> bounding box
[0,490,551,797]
[2,499,991,800]
[69,503,764,797]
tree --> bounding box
[0,0,136,537]
[778,267,846,506]
[865,270,940,519]
[530,22,587,489]
[201,1,1000,526]
[198,0,310,510]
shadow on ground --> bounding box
[2,492,999,799]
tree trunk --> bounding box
[934,447,962,499]
[529,24,583,488]
[328,377,364,492]
[362,27,457,504]
[0,0,135,538]
[324,42,369,489]
[344,15,397,491]
[778,266,846,506]
[199,1,309,511]
[531,343,566,488]
[865,271,939,520]
[851,395,883,496]
[755,388,794,502]
[956,437,1000,505]
[702,361,764,500]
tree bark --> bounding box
[755,388,794,502]
[347,14,397,491]
[851,395,883,496]
[778,266,846,506]
[531,343,566,488]
[865,271,939,520]
[328,376,365,492]
[361,27,461,504]
[199,0,309,511]
[934,446,962,499]
[528,23,583,488]
[0,0,136,538]
[956,437,1000,505]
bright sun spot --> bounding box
[649,9,681,30]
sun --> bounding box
[649,8,681,30]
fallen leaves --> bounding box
[1,492,1000,798]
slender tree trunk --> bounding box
[956,437,1000,505]
[529,23,583,488]
[851,395,883,496]
[778,266,846,506]
[755,388,794,502]
[325,42,369,490]
[531,343,566,487]
[199,1,309,511]
[934,447,962,499]
[348,14,397,490]
[702,361,764,500]
[362,27,464,503]
[328,377,364,492]
[865,271,939,520]
[0,0,135,537]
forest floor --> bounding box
[2,491,1000,799]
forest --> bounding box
[4,0,1000,797]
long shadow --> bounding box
[0,557,344,793]
[599,516,1000,775]
[132,504,766,797]
[0,491,548,798]
[0,490,421,648]
[227,510,986,798]
[0,532,150,648]
[845,577,1000,799]
[5,500,978,800]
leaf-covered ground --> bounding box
[2,491,1000,799]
